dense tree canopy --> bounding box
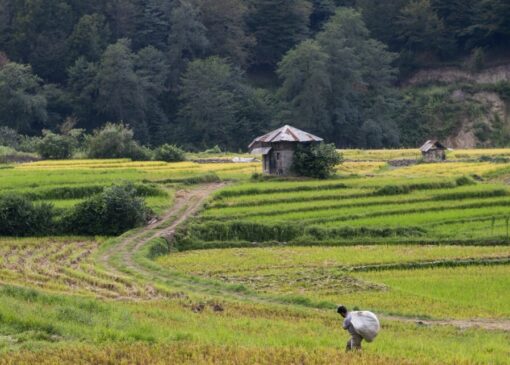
[0,63,47,133]
[0,0,509,149]
[278,8,401,147]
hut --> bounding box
[420,140,447,162]
[249,125,323,176]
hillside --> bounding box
[0,152,509,363]
[1,0,509,149]
[401,62,510,148]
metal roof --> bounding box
[250,147,272,155]
[420,140,447,152]
[248,125,323,149]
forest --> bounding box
[0,0,509,150]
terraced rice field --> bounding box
[0,159,260,215]
[0,152,509,364]
[178,173,510,248]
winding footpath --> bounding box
[98,182,227,298]
[96,182,510,332]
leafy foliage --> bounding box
[248,0,311,68]
[178,57,270,150]
[278,8,401,147]
[0,0,509,149]
[0,126,21,149]
[64,184,149,235]
[37,131,75,159]
[0,63,47,133]
[292,143,342,179]
[86,123,151,160]
[154,144,186,162]
[0,195,54,236]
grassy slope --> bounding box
[0,154,510,363]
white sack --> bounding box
[350,311,380,342]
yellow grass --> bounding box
[384,161,510,177]
[336,161,387,175]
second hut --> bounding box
[420,140,448,162]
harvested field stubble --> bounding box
[2,152,510,364]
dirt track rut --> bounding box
[97,182,510,332]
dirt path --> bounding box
[97,182,510,332]
[383,315,510,331]
[98,182,227,298]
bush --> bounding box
[0,127,20,149]
[456,176,475,186]
[63,184,150,235]
[18,135,42,153]
[0,146,39,164]
[292,143,342,179]
[204,145,222,154]
[37,131,74,159]
[0,195,54,236]
[127,145,153,161]
[86,123,151,161]
[154,144,186,162]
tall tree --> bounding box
[0,0,77,81]
[277,40,331,134]
[397,0,454,57]
[248,0,312,68]
[134,0,171,50]
[135,46,169,144]
[94,39,147,141]
[178,56,268,150]
[104,0,140,40]
[310,0,336,32]
[356,0,409,50]
[67,14,111,63]
[67,57,99,126]
[195,0,254,66]
[430,0,476,49]
[178,57,239,148]
[465,0,510,48]
[278,8,400,147]
[0,62,47,133]
[167,1,209,89]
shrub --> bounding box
[37,131,74,159]
[86,123,151,161]
[128,145,153,161]
[0,126,20,149]
[292,143,342,179]
[456,176,475,186]
[0,195,54,236]
[204,145,222,154]
[0,146,39,164]
[18,135,42,153]
[154,144,186,162]
[63,184,150,235]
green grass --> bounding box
[157,245,510,275]
[2,154,510,363]
[345,265,510,319]
[158,245,510,320]
[0,285,508,364]
[183,174,510,245]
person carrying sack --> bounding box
[337,305,380,352]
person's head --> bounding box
[337,305,348,318]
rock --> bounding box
[192,303,205,313]
[388,159,418,167]
[451,89,465,102]
[211,303,224,312]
